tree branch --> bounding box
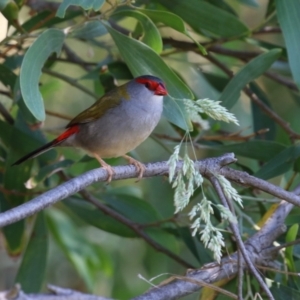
[2,154,300,228]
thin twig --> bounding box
[210,176,274,300]
[79,188,194,269]
[42,68,98,100]
[45,109,73,120]
[238,250,244,300]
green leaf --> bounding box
[145,228,179,253]
[0,63,17,90]
[0,192,25,255]
[138,8,206,54]
[255,145,300,179]
[220,49,282,109]
[47,209,105,291]
[20,29,65,121]
[285,224,298,273]
[276,0,300,88]
[208,140,285,162]
[56,0,104,18]
[70,20,107,39]
[102,194,160,224]
[270,283,300,299]
[64,198,136,237]
[250,82,276,141]
[105,23,193,130]
[0,0,10,10]
[15,213,48,292]
[29,159,74,187]
[113,10,162,54]
[159,0,249,38]
[19,10,82,33]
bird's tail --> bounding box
[12,125,80,166]
[12,139,61,166]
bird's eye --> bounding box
[145,82,151,89]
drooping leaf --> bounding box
[112,10,162,53]
[105,23,193,130]
[15,213,48,292]
[220,49,282,109]
[56,0,105,18]
[138,8,206,54]
[276,0,300,88]
[20,29,65,121]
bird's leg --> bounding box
[123,155,146,181]
[93,153,115,183]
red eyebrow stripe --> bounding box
[56,125,80,142]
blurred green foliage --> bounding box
[1,0,300,298]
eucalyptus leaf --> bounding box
[15,213,48,292]
[159,0,249,38]
[138,8,206,54]
[220,49,282,109]
[255,145,300,179]
[20,29,65,121]
[113,10,162,53]
[56,0,104,18]
[70,20,107,39]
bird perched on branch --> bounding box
[13,75,168,182]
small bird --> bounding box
[13,75,168,182]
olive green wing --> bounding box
[66,86,128,128]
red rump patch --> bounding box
[56,125,79,142]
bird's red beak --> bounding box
[155,83,168,96]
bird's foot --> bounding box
[123,155,146,181]
[93,154,115,183]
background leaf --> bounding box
[276,0,300,88]
[15,213,48,292]
[220,49,282,109]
